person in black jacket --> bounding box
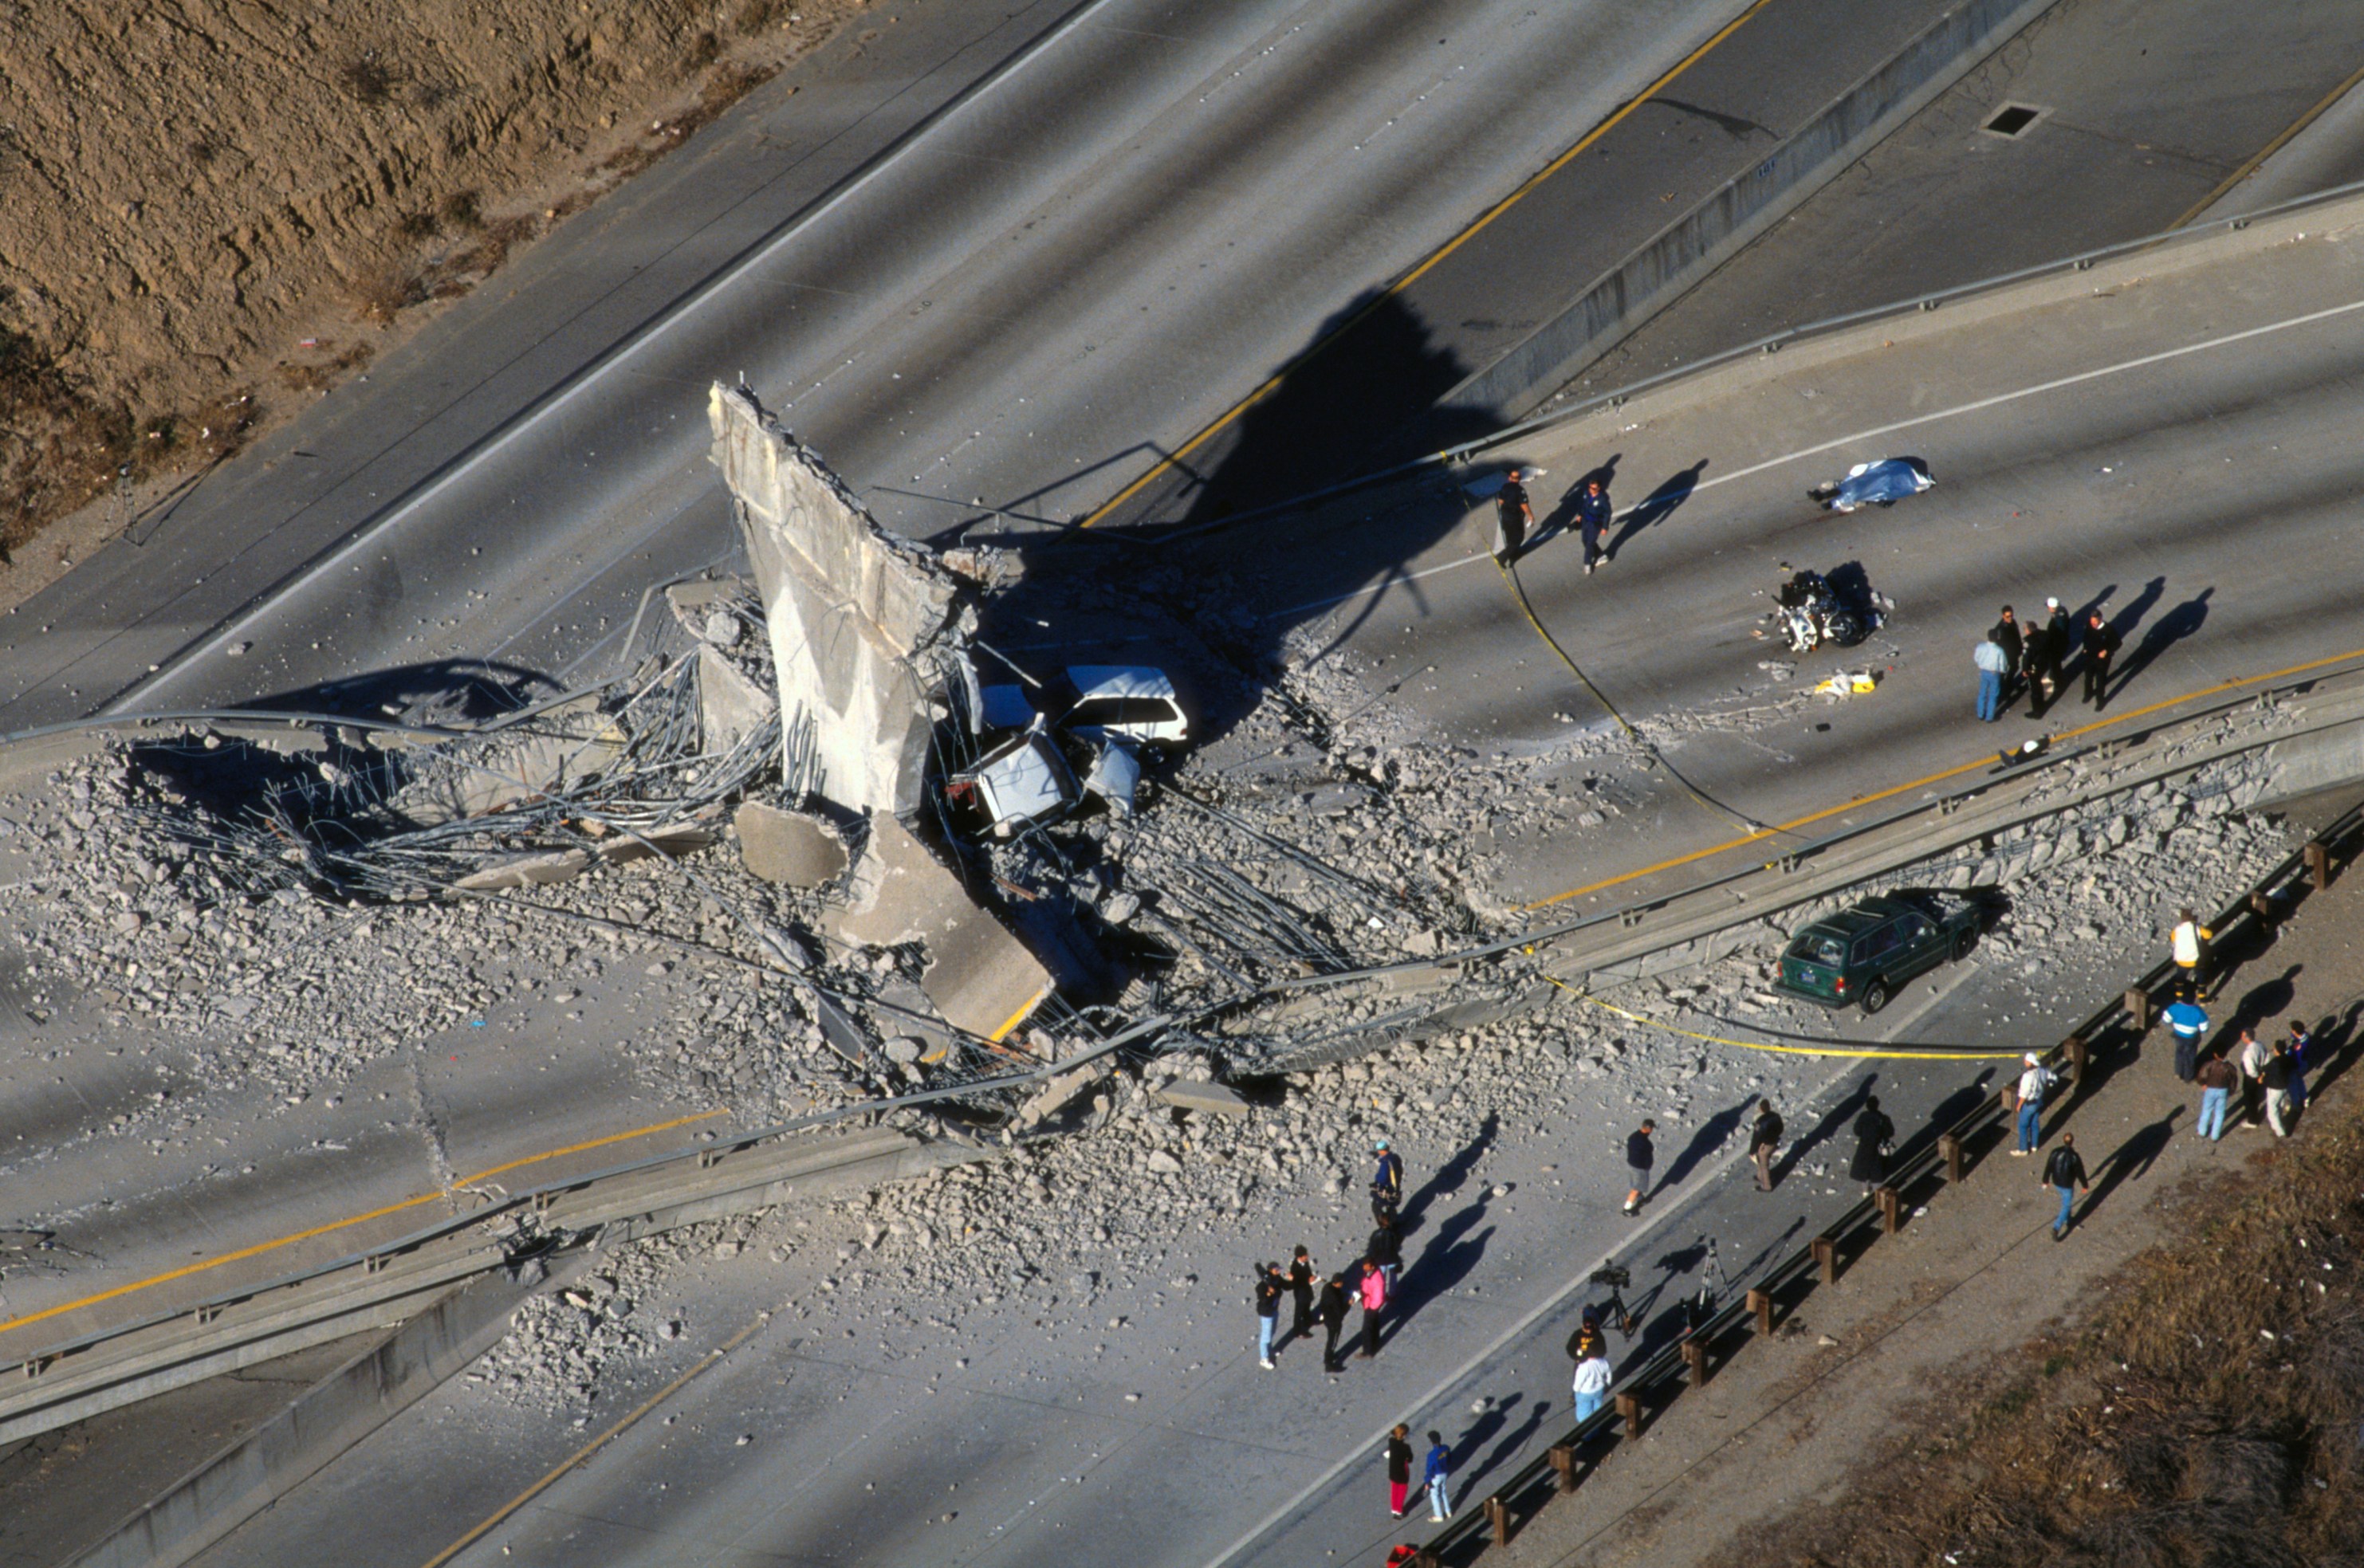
[1286,1246,1318,1342]
[1493,470,1534,564]
[1318,1272,1352,1372]
[2026,597,2070,715]
[2042,1132,2090,1240]
[1623,1120,1656,1216]
[2081,610,2122,709]
[1850,1096,1895,1194]
[1367,1220,1403,1296]
[1749,1100,1784,1192]
[1384,1424,1416,1519]
[1573,474,1613,574]
[1989,607,2024,707]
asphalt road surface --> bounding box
[0,0,1957,733]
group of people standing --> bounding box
[1253,1140,1408,1377]
[1975,598,2121,722]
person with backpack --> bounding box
[1319,1271,1352,1373]
[1384,1425,1415,1519]
[1623,1120,1656,1216]
[2042,1132,2090,1240]
[1749,1099,1783,1192]
[2012,1054,2053,1156]
[1423,1430,1453,1522]
[1253,1262,1284,1370]
[1356,1259,1388,1359]
[1370,1138,1405,1225]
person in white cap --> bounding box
[2025,596,2071,717]
[2012,1052,2055,1156]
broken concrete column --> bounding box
[697,645,777,757]
[706,384,965,818]
[734,801,848,887]
[833,811,1052,1044]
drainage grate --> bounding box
[1981,103,2044,138]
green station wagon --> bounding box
[1774,890,1982,1013]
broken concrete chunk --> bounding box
[882,1036,925,1066]
[452,847,596,890]
[707,384,962,817]
[1013,1056,1109,1133]
[734,801,848,887]
[698,645,777,757]
[1151,1079,1251,1117]
[594,823,718,867]
[832,810,1052,1043]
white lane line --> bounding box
[1265,291,2364,627]
[113,0,1135,714]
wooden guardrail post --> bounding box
[1681,1337,1711,1385]
[1876,1185,1902,1233]
[2306,840,2331,890]
[2125,988,2152,1032]
[1485,1493,1511,1545]
[1748,1287,1774,1335]
[2066,1034,2087,1089]
[1812,1234,1838,1283]
[1548,1444,1578,1492]
[1615,1391,1643,1436]
[1939,1131,1964,1183]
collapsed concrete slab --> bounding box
[834,812,1052,1044]
[706,384,966,818]
[734,801,848,887]
[1151,1079,1253,1117]
[697,645,777,758]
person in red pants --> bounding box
[1384,1425,1414,1519]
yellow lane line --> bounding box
[1071,0,1783,532]
[0,1108,727,1342]
[1522,643,2364,912]
[420,1310,773,1568]
[2172,61,2364,230]
[1543,975,2025,1059]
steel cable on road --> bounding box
[1497,554,1792,842]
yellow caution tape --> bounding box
[1536,972,2025,1060]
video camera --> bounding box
[1588,1264,1630,1291]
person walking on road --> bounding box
[1574,474,1613,574]
[2081,609,2122,709]
[2264,1039,2297,1137]
[1423,1431,1453,1522]
[1356,1259,1388,1359]
[2196,1049,2235,1142]
[1370,1138,1404,1225]
[1990,607,2025,705]
[1493,470,1534,564]
[1623,1120,1657,1216]
[1850,1095,1895,1194]
[1318,1271,1351,1372]
[1287,1247,1318,1343]
[2170,908,2213,998]
[2043,1132,2091,1240]
[2012,1054,2054,1156]
[2027,597,2070,716]
[2164,994,2209,1083]
[1975,636,2012,723]
[1254,1263,1284,1370]
[1385,1425,1415,1519]
[1749,1099,1784,1192]
[2239,1026,2272,1129]
[1573,1346,1614,1422]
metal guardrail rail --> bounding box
[1400,797,2362,1564]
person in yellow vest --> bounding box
[2170,907,2213,998]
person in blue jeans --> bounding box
[1423,1431,1453,1522]
[2012,1054,2052,1155]
[1974,639,2011,722]
[2043,1134,2090,1240]
[2196,1051,2234,1142]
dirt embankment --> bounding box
[0,0,867,567]
[1735,1059,2364,1568]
